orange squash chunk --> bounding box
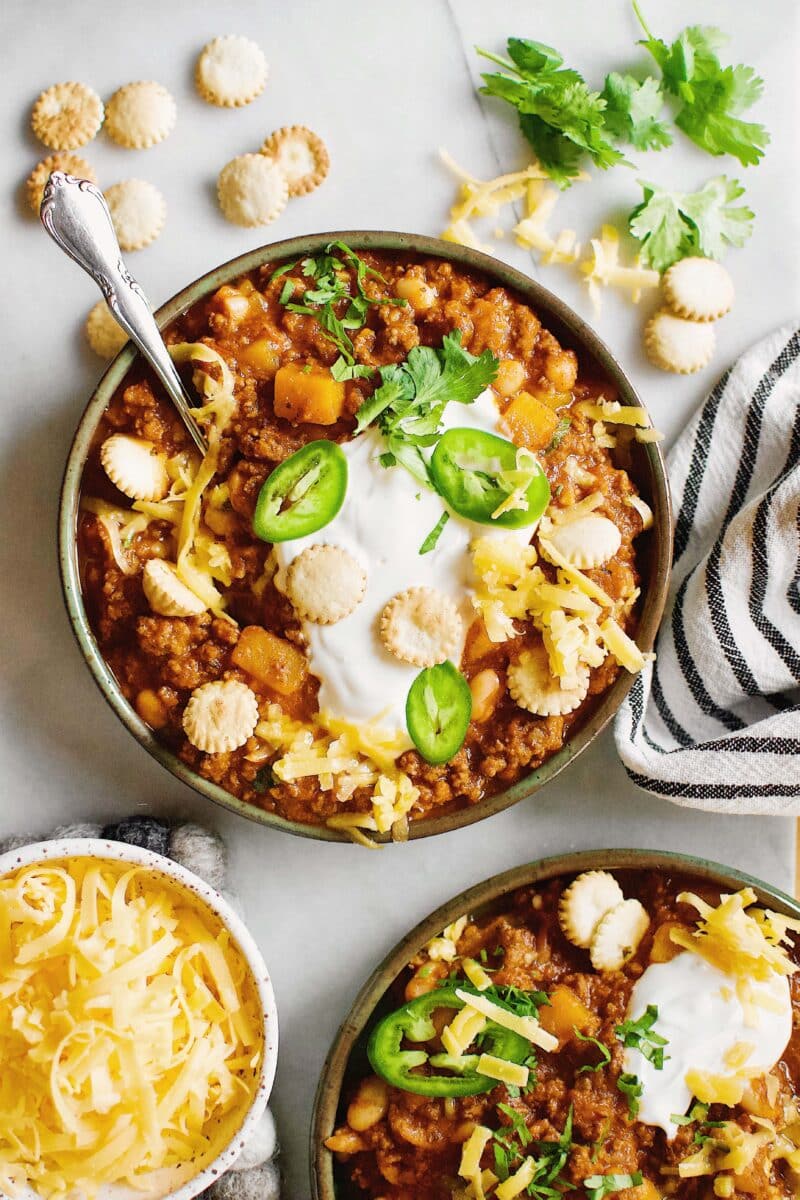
[273,364,345,425]
[503,391,559,451]
[231,625,308,694]
[649,921,691,964]
[539,984,597,1044]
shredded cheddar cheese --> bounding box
[454,989,558,1051]
[0,858,263,1199]
[580,224,659,314]
[459,1126,493,1179]
[495,1156,536,1200]
[670,889,799,985]
[476,1054,529,1089]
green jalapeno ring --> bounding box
[366,984,530,1097]
[406,661,472,766]
[429,427,550,529]
[252,439,348,543]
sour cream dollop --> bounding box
[272,390,529,735]
[623,952,792,1137]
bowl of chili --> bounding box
[59,232,672,842]
[311,849,800,1200]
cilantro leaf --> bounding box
[615,1004,669,1070]
[633,5,769,166]
[252,765,277,793]
[477,39,628,188]
[419,511,449,555]
[628,176,754,271]
[574,1028,612,1074]
[584,1172,643,1200]
[600,73,671,151]
[617,1071,643,1117]
[545,417,571,452]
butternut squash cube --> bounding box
[502,391,559,451]
[538,984,597,1044]
[649,921,691,964]
[231,625,308,694]
[273,364,345,425]
[240,338,281,379]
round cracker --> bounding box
[104,179,166,251]
[25,153,97,215]
[100,433,169,501]
[663,256,734,322]
[261,125,329,197]
[104,81,176,149]
[507,644,589,717]
[85,300,128,358]
[558,871,624,949]
[142,559,207,618]
[589,899,650,972]
[644,308,715,375]
[546,514,621,571]
[380,587,462,668]
[182,680,259,754]
[31,82,103,150]
[196,35,268,107]
[217,153,288,227]
[285,544,366,624]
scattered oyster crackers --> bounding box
[284,544,367,625]
[0,816,282,1200]
[559,869,650,971]
[380,587,463,668]
[439,150,737,374]
[183,680,260,754]
[23,36,330,356]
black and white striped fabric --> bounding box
[615,323,800,813]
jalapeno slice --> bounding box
[252,440,347,543]
[367,985,530,1097]
[406,661,472,765]
[429,427,550,528]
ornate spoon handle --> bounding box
[40,171,207,455]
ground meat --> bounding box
[78,250,649,830]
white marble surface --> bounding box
[2,0,798,1193]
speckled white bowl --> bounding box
[0,838,279,1200]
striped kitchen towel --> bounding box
[615,323,800,813]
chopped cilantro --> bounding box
[252,765,277,793]
[600,73,671,151]
[354,331,499,487]
[617,1071,643,1118]
[574,1028,612,1074]
[476,39,628,188]
[545,417,571,452]
[633,3,769,167]
[628,175,753,272]
[272,241,406,365]
[615,1005,669,1070]
[330,357,375,382]
[491,1104,574,1197]
[584,1172,643,1200]
[419,511,450,555]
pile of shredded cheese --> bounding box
[250,703,419,846]
[471,494,648,688]
[0,858,263,1199]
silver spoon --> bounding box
[40,171,208,456]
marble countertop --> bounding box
[2,0,798,1192]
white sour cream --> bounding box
[623,952,792,1137]
[272,390,528,735]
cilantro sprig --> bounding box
[584,1172,644,1200]
[629,175,754,271]
[615,1004,669,1070]
[600,73,671,151]
[574,1028,612,1075]
[354,331,499,487]
[616,1071,643,1118]
[271,241,406,371]
[477,39,628,188]
[633,2,769,166]
[492,1104,574,1196]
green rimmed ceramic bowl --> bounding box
[59,232,672,842]
[310,848,800,1199]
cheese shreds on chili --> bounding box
[0,858,263,1199]
[459,1125,493,1178]
[454,988,558,1051]
[476,1054,529,1088]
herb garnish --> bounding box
[590,1115,612,1163]
[419,511,450,555]
[633,3,769,167]
[616,1071,643,1118]
[545,417,571,452]
[252,765,277,793]
[615,1004,669,1069]
[477,39,628,188]
[628,176,754,272]
[600,73,671,151]
[354,331,499,487]
[584,1172,644,1200]
[271,241,406,370]
[492,1104,574,1195]
[574,1028,612,1075]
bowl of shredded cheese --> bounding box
[0,837,278,1200]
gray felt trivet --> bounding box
[0,817,282,1199]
